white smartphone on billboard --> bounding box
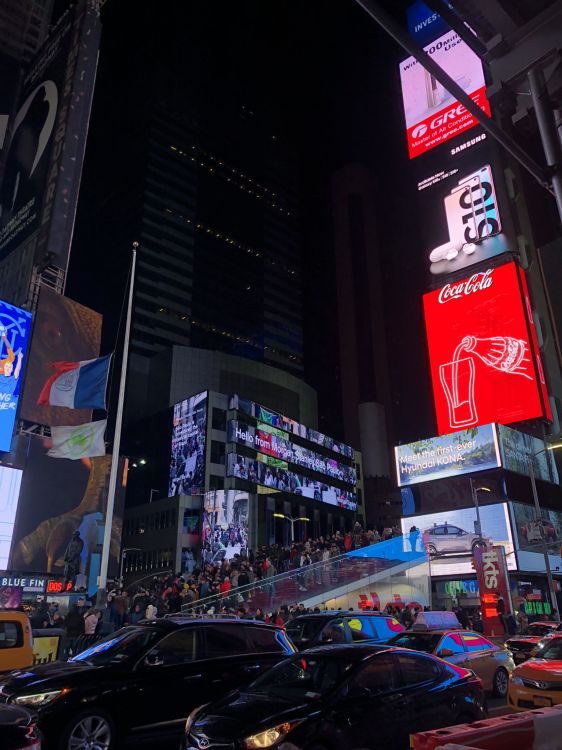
[444,177,480,248]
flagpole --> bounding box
[96,241,137,606]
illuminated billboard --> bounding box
[0,299,32,452]
[510,502,562,574]
[395,424,500,487]
[20,287,102,427]
[230,394,354,458]
[423,262,551,434]
[497,425,559,484]
[202,490,249,562]
[169,391,207,496]
[0,467,23,570]
[228,420,356,485]
[399,30,491,159]
[402,503,515,576]
[227,453,357,511]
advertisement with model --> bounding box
[423,261,552,434]
[395,423,500,487]
[399,29,491,159]
[227,453,357,511]
[169,391,207,496]
[0,298,32,452]
[402,503,515,575]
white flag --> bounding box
[48,420,107,459]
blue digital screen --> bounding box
[0,300,32,451]
[407,1,451,45]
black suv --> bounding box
[286,611,404,649]
[0,617,295,750]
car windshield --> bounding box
[247,654,356,699]
[387,632,442,653]
[70,627,161,666]
[539,640,562,661]
[285,619,326,643]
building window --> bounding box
[209,475,224,490]
[212,407,227,430]
[210,440,225,465]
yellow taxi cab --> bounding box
[0,610,34,673]
[387,610,515,697]
[509,634,562,711]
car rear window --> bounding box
[286,618,325,643]
[346,616,375,641]
[203,624,249,658]
[462,633,494,652]
[371,616,404,640]
[388,632,441,653]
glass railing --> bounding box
[181,534,428,615]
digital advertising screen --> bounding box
[202,490,249,562]
[402,502,515,576]
[510,501,562,574]
[228,420,357,485]
[229,394,354,459]
[423,262,551,434]
[20,286,102,427]
[407,1,451,45]
[399,30,491,159]
[227,453,357,511]
[169,391,207,496]
[395,423,500,487]
[0,466,23,570]
[497,425,559,485]
[0,299,33,451]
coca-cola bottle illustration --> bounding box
[456,335,532,379]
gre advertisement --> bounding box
[395,424,500,487]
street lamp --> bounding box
[273,513,309,543]
[469,479,492,540]
[119,547,141,584]
[527,443,562,622]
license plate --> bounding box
[533,696,552,707]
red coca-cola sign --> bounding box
[423,261,552,434]
[474,545,512,638]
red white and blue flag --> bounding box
[37,354,111,410]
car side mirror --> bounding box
[144,653,163,667]
[437,648,454,658]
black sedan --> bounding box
[0,705,41,750]
[0,618,295,750]
[185,644,487,750]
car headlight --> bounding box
[13,689,69,707]
[185,703,209,735]
[511,676,524,686]
[243,721,302,749]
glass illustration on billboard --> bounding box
[229,394,354,458]
[440,334,532,429]
[202,490,249,564]
[401,503,515,576]
[0,299,33,451]
[169,391,207,496]
[228,420,356,485]
[227,453,357,511]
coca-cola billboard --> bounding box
[399,30,491,159]
[423,261,552,434]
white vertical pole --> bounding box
[97,242,137,603]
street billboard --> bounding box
[510,501,562,574]
[227,453,357,511]
[423,261,552,434]
[202,490,249,562]
[399,30,491,159]
[395,423,500,487]
[228,419,356,485]
[20,286,102,427]
[402,502,516,576]
[9,434,126,592]
[0,298,33,451]
[169,391,207,497]
[0,466,23,570]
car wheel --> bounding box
[493,667,509,698]
[427,544,436,555]
[59,708,115,750]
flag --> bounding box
[48,420,107,459]
[38,354,111,410]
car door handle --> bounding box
[183,674,203,681]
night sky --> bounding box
[66,0,434,447]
